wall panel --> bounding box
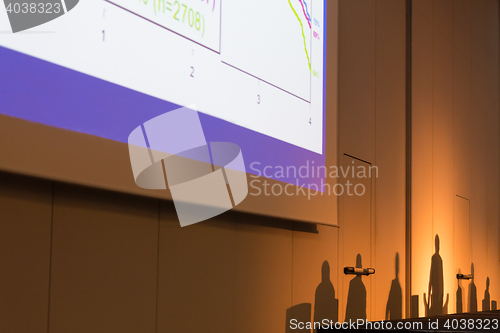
[470,0,489,309]
[433,0,454,43]
[374,0,407,322]
[339,156,373,322]
[484,0,500,307]
[233,215,293,333]
[453,196,471,313]
[291,225,339,328]
[0,172,52,333]
[338,0,406,321]
[48,184,159,333]
[411,8,435,318]
[338,0,376,162]
[431,29,455,315]
[453,50,472,200]
[412,0,500,317]
[414,0,433,23]
[453,0,472,59]
[157,202,235,333]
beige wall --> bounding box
[0,173,52,333]
[412,0,500,317]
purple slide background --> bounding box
[0,45,324,188]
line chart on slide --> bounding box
[289,0,312,72]
[100,0,320,102]
[221,0,315,102]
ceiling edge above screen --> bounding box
[0,0,338,225]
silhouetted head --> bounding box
[356,254,362,268]
[486,277,490,289]
[435,235,440,254]
[395,253,400,277]
[471,263,474,276]
[322,261,330,282]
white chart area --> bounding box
[0,0,325,154]
[222,0,312,101]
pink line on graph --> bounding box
[298,0,312,29]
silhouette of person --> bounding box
[345,254,367,322]
[482,277,491,311]
[469,263,477,313]
[428,235,444,316]
[456,269,463,314]
[286,303,311,333]
[386,253,403,320]
[314,261,338,332]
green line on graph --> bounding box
[288,0,311,72]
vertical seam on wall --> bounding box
[155,201,160,333]
[452,0,455,286]
[372,0,377,320]
[233,216,236,333]
[469,199,472,269]
[471,0,475,265]
[482,0,487,269]
[337,0,343,320]
[431,0,435,260]
[405,0,413,320]
[484,0,488,267]
[46,181,55,333]
[291,223,294,317]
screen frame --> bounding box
[0,0,338,226]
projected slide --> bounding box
[0,0,326,155]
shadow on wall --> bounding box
[456,268,463,314]
[411,238,498,318]
[456,267,495,314]
[286,303,312,333]
[424,235,449,316]
[345,254,367,322]
[482,277,491,311]
[285,261,338,333]
[468,263,477,313]
[386,253,403,320]
[314,261,338,332]
[286,252,406,330]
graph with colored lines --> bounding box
[221,0,323,103]
[288,0,312,72]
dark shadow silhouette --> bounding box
[482,277,491,311]
[386,253,403,320]
[411,295,419,318]
[425,235,448,316]
[468,263,477,313]
[345,254,367,322]
[456,268,463,314]
[314,261,338,332]
[286,303,311,333]
[492,300,497,311]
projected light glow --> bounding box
[0,0,327,186]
